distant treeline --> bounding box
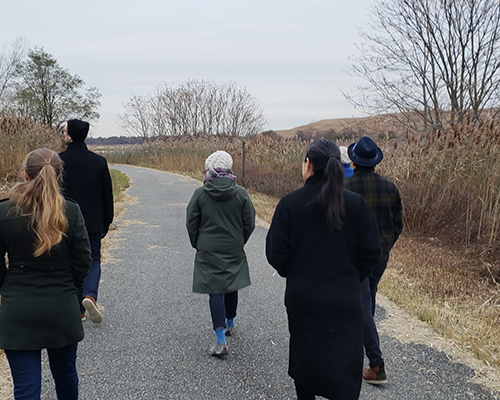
[86,136,144,145]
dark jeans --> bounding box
[294,380,315,400]
[368,263,387,316]
[209,291,238,330]
[362,263,386,367]
[5,343,78,400]
[79,232,101,313]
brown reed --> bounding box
[0,115,62,197]
[105,134,309,198]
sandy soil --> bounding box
[377,295,500,397]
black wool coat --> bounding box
[60,141,114,237]
[266,175,381,400]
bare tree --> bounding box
[346,0,500,132]
[118,94,151,139]
[119,79,266,139]
[0,38,27,112]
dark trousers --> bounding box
[79,233,101,313]
[363,262,387,368]
[5,343,78,400]
[209,291,238,330]
[294,380,315,400]
[368,263,387,315]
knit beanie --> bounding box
[67,119,90,142]
[339,146,351,165]
[205,150,233,170]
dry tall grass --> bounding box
[373,116,500,370]
[377,115,500,251]
[0,115,62,196]
[105,134,309,198]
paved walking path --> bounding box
[39,165,496,399]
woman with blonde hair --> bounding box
[0,148,91,399]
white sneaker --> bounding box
[208,343,228,356]
[82,297,102,324]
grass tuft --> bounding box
[110,169,130,202]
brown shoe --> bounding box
[82,296,102,324]
[363,364,388,385]
[81,312,86,322]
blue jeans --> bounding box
[362,278,384,368]
[79,232,101,313]
[209,292,238,330]
[5,343,78,400]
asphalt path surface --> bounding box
[39,165,495,399]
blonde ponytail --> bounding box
[10,148,68,257]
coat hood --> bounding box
[203,177,237,201]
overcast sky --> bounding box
[2,0,376,138]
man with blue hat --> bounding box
[346,136,403,385]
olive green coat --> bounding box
[186,177,255,294]
[0,198,91,350]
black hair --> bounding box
[305,139,345,231]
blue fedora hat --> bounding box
[347,136,383,167]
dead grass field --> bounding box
[382,236,500,369]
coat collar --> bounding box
[304,174,322,186]
[65,141,88,151]
[353,166,375,175]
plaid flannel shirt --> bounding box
[345,167,403,263]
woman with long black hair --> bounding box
[266,139,381,400]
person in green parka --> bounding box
[0,148,92,399]
[186,150,255,356]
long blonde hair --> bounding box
[9,148,68,257]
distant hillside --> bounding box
[275,115,401,139]
[86,114,401,144]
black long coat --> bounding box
[60,141,114,237]
[266,175,381,400]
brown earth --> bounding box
[275,115,401,138]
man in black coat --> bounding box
[346,136,403,385]
[60,119,114,324]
